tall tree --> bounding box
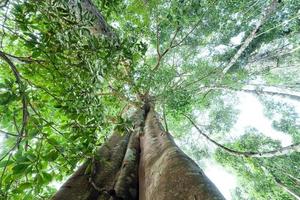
[0,0,299,199]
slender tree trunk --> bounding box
[275,179,300,200]
[200,85,300,102]
[139,106,224,200]
[52,104,224,199]
[222,0,279,74]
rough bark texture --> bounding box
[139,106,225,200]
[52,109,145,200]
[53,104,225,200]
[112,109,145,199]
[52,131,131,200]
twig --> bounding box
[0,153,12,188]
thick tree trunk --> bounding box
[52,105,224,200]
[139,106,224,200]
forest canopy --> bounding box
[0,0,300,199]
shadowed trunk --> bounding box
[52,104,224,199]
[52,131,131,200]
[52,109,144,200]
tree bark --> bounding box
[139,106,225,200]
[53,104,224,200]
[52,108,145,200]
[52,131,132,200]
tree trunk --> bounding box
[52,104,224,200]
[139,106,225,200]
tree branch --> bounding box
[198,85,300,101]
[271,173,300,200]
[69,0,114,38]
[0,51,29,147]
[0,129,18,137]
[152,27,180,72]
[184,114,300,158]
[0,0,9,8]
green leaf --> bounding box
[12,164,29,174]
[41,171,52,183]
[32,51,41,58]
[18,182,32,190]
[0,160,14,168]
[45,150,59,161]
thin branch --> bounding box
[184,114,300,158]
[28,102,64,137]
[171,18,202,48]
[0,152,12,188]
[0,129,18,137]
[0,51,45,63]
[255,13,300,39]
[156,18,161,57]
[271,173,300,200]
[152,27,180,72]
[176,68,220,90]
[0,51,29,149]
[0,0,9,8]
